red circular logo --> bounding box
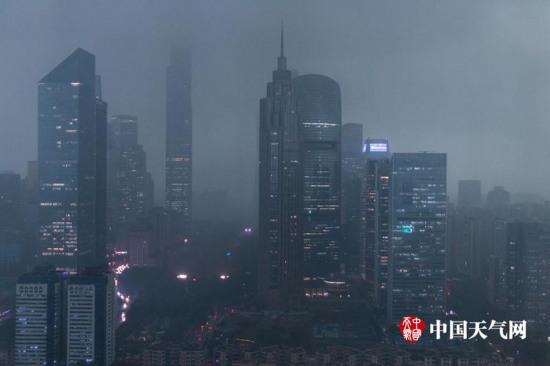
[399,316,425,343]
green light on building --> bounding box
[401,224,414,234]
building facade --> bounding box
[258,30,303,310]
[293,74,342,279]
[15,267,65,366]
[37,48,107,272]
[66,269,115,366]
[341,123,363,279]
[363,139,391,306]
[107,115,154,229]
[165,47,193,242]
[388,153,447,323]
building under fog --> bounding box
[363,139,391,307]
[165,47,193,242]
[293,74,342,280]
[258,30,303,311]
[388,153,447,323]
[341,124,364,280]
[37,48,107,272]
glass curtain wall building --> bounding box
[293,74,342,279]
[37,48,107,272]
[388,153,447,323]
[363,139,391,306]
[165,47,193,242]
[258,30,303,311]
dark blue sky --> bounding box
[1,1,550,218]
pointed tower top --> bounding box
[277,23,287,70]
[39,48,95,84]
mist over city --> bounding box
[0,1,550,366]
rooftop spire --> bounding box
[277,23,287,70]
[280,23,284,57]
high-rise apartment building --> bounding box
[363,139,391,306]
[388,153,447,323]
[341,124,363,279]
[258,30,303,310]
[15,266,65,366]
[165,47,192,241]
[37,48,107,272]
[66,269,115,366]
[293,74,342,279]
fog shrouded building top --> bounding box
[388,152,447,323]
[458,180,481,208]
[37,48,107,272]
[293,74,342,279]
[107,115,154,226]
[258,28,303,310]
[166,47,192,240]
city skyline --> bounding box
[2,3,550,364]
[3,2,550,221]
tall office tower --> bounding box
[66,268,115,366]
[15,266,65,366]
[341,123,364,279]
[38,48,107,272]
[488,186,510,211]
[388,153,447,323]
[258,29,303,310]
[458,180,481,208]
[293,74,342,279]
[107,115,154,226]
[165,47,192,242]
[363,139,391,306]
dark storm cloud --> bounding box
[1,1,550,220]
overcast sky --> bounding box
[1,1,550,220]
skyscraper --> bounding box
[107,115,154,227]
[15,266,65,366]
[388,153,447,323]
[66,268,115,366]
[341,124,364,279]
[363,139,391,306]
[37,48,107,272]
[293,74,342,279]
[165,47,192,242]
[258,29,303,310]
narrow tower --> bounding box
[258,28,303,310]
[165,47,192,242]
